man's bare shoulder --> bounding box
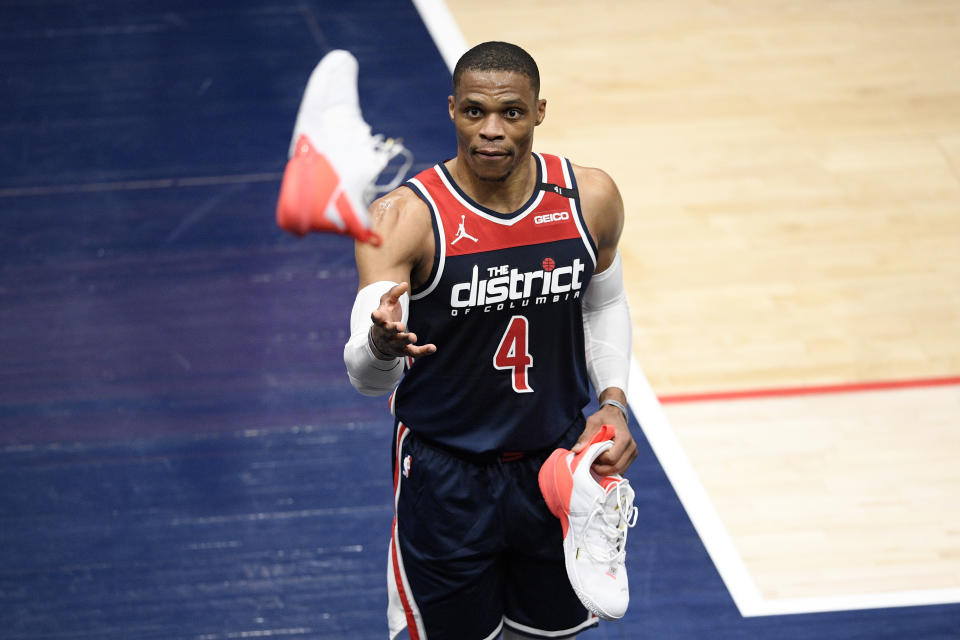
[571,163,619,203]
[368,185,431,235]
[356,185,434,289]
[570,163,624,254]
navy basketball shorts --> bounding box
[387,417,598,640]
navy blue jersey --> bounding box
[392,153,598,454]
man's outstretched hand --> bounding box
[369,282,437,360]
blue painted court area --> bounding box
[0,1,958,638]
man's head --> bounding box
[452,41,540,99]
[449,42,546,183]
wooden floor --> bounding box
[447,0,960,612]
[664,385,960,600]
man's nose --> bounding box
[479,114,505,140]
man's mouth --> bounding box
[474,148,510,159]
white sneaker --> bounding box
[538,424,639,620]
[276,49,413,244]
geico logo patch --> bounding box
[533,211,570,225]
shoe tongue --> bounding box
[592,474,631,526]
[590,468,622,493]
[582,477,629,562]
[600,476,621,496]
[600,476,622,493]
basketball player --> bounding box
[343,42,637,640]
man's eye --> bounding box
[466,108,482,117]
[506,109,521,118]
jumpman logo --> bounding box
[451,215,479,245]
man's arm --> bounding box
[356,189,433,289]
[570,165,638,475]
[343,189,436,396]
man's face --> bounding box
[448,70,546,182]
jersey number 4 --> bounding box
[494,315,534,393]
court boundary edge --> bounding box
[659,375,960,404]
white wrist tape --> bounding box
[343,281,409,396]
[582,251,631,395]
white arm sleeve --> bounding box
[582,251,632,395]
[342,281,409,396]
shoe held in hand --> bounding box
[538,424,639,620]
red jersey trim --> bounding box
[404,153,598,302]
[432,155,547,226]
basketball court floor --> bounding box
[1,1,958,638]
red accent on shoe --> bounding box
[538,448,571,535]
[596,474,622,493]
[275,134,382,245]
[334,189,382,246]
[538,425,617,538]
[276,135,339,236]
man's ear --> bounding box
[535,98,546,126]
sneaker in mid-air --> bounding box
[276,49,412,245]
[538,424,639,620]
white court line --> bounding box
[416,0,960,617]
[746,588,960,616]
[411,0,468,74]
[627,356,764,616]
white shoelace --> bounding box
[580,480,639,565]
[365,135,414,203]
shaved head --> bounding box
[453,41,540,98]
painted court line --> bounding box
[627,357,764,616]
[659,375,960,404]
[747,587,960,617]
[411,0,468,74]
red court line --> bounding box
[658,375,960,404]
